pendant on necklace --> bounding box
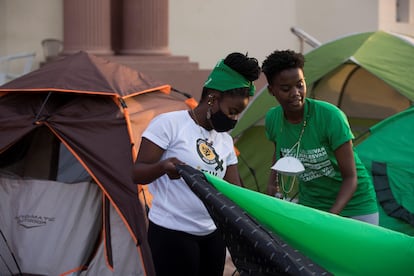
[190,110,215,147]
[206,139,213,147]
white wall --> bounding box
[296,0,379,46]
[169,0,299,69]
[1,0,412,71]
[0,0,63,68]
[300,0,380,39]
[379,0,414,35]
[169,0,382,68]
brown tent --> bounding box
[0,51,196,275]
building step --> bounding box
[106,55,200,71]
[107,54,209,99]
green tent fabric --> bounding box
[204,172,414,276]
[232,30,414,194]
[355,107,414,236]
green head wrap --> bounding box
[203,59,256,96]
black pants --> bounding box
[148,220,226,276]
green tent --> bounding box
[355,107,414,236]
[232,30,414,194]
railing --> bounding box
[290,26,321,52]
[0,52,36,85]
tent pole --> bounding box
[337,66,360,108]
[0,229,22,275]
[237,153,260,192]
[34,91,52,123]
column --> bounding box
[63,0,113,55]
[120,0,170,55]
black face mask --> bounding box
[209,108,237,132]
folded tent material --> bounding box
[177,164,331,276]
[182,166,414,276]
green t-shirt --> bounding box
[265,98,377,217]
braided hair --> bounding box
[201,52,261,99]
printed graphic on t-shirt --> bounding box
[196,138,224,175]
[281,146,334,181]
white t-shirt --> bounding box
[142,110,238,235]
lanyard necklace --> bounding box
[283,117,307,158]
[190,109,215,146]
[279,108,308,196]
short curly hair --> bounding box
[262,50,305,85]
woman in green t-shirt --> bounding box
[262,50,378,225]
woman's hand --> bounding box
[133,138,184,184]
[161,157,185,180]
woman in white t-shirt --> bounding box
[133,52,261,276]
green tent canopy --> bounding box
[233,30,414,194]
[355,107,414,236]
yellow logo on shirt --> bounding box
[196,138,224,171]
[197,140,215,162]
